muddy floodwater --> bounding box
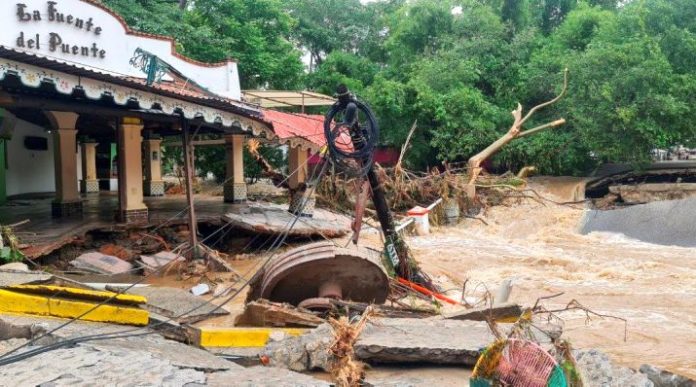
[408,184,696,378]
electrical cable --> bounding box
[0,142,326,359]
[0,154,331,366]
[323,95,379,178]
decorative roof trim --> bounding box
[0,57,265,133]
[0,56,320,151]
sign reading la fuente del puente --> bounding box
[15,2,107,59]
[1,0,242,99]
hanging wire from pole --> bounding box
[0,146,332,365]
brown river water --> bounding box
[169,181,695,380]
[406,184,696,378]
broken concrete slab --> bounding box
[0,314,329,386]
[138,251,184,275]
[116,286,229,324]
[263,318,503,372]
[206,366,331,387]
[71,252,134,275]
[0,269,52,287]
[0,343,208,386]
[0,318,52,345]
[639,364,696,387]
[354,318,500,366]
[574,349,654,387]
[442,303,523,322]
[262,323,334,372]
[0,314,226,385]
[147,311,193,344]
[363,366,473,387]
[209,347,265,367]
[222,203,351,238]
[0,262,29,271]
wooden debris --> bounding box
[235,299,325,328]
[330,299,437,319]
[328,306,374,387]
[443,303,523,322]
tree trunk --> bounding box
[465,69,569,199]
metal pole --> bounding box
[366,167,411,279]
[181,117,198,259]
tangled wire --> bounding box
[323,92,379,178]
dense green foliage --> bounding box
[104,0,696,175]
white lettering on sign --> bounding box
[15,1,106,59]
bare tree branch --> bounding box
[465,69,570,198]
[519,68,569,126]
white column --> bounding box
[117,117,148,223]
[224,134,247,202]
[47,111,81,217]
[80,141,99,193]
[143,137,165,196]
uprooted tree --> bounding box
[465,69,569,199]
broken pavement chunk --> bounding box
[574,349,653,387]
[639,364,696,387]
[263,318,505,371]
[118,286,228,324]
[0,262,29,271]
[354,318,500,366]
[206,366,331,387]
[137,251,184,275]
[222,204,351,238]
[71,252,133,275]
[0,269,52,287]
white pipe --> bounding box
[395,217,415,233]
[426,198,444,211]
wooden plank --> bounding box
[235,300,324,328]
[442,303,523,322]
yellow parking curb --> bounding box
[5,285,147,305]
[196,327,307,348]
[0,286,149,326]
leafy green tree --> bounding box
[286,0,365,69]
[501,0,529,31]
[307,52,379,95]
[103,0,304,89]
[531,0,578,33]
[106,0,696,176]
